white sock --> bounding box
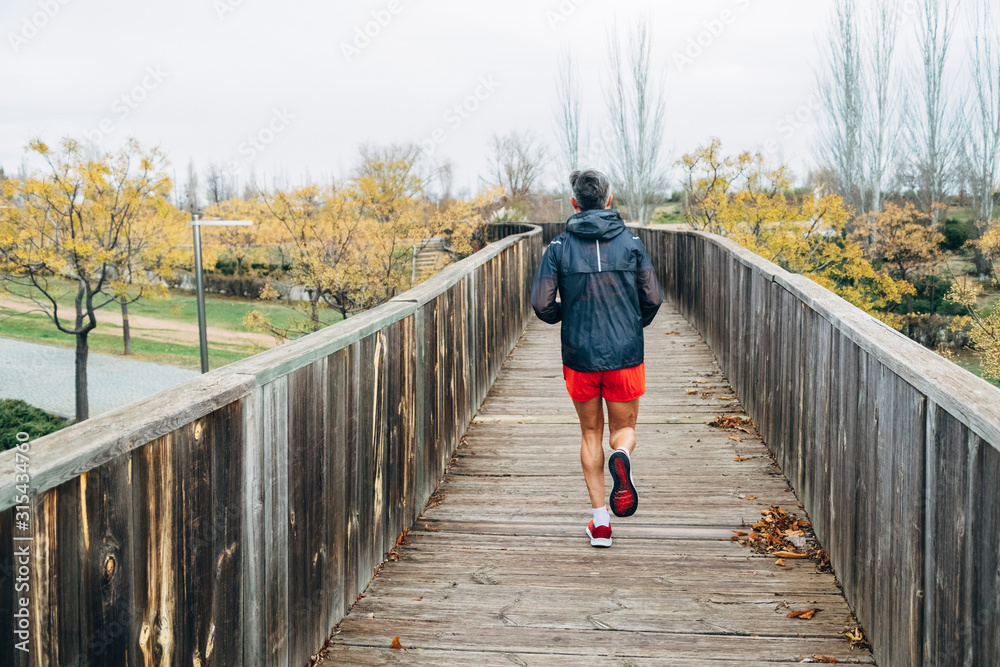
[616,447,630,458]
[592,505,611,527]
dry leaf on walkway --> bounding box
[664,330,680,335]
[808,656,839,663]
[774,550,810,559]
[741,495,758,500]
[787,608,820,620]
[775,558,785,566]
[390,636,403,649]
[686,388,698,394]
[728,435,742,442]
[734,456,751,461]
[693,378,709,383]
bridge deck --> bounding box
[323,306,874,665]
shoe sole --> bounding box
[586,526,612,548]
[609,451,638,517]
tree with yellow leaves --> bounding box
[946,277,1000,378]
[202,197,272,276]
[678,139,912,319]
[0,138,180,421]
[852,202,945,305]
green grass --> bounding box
[0,399,67,451]
[3,277,342,333]
[949,352,1000,388]
[0,306,258,370]
[652,203,687,225]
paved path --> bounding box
[0,338,198,419]
[322,306,873,664]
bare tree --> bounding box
[965,0,1000,225]
[862,0,902,215]
[909,0,961,217]
[487,131,549,204]
[554,53,583,177]
[205,161,235,204]
[603,17,668,225]
[817,0,865,214]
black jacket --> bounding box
[530,209,663,373]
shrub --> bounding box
[200,273,271,299]
[941,219,970,252]
[0,399,66,451]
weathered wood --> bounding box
[636,228,1000,666]
[326,311,870,664]
[0,224,542,665]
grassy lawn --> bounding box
[0,306,254,369]
[652,202,687,224]
[3,277,342,333]
[0,277,349,369]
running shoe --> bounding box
[586,519,612,548]
[608,450,639,517]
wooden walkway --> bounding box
[322,305,874,665]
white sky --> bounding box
[1,0,846,196]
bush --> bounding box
[201,272,270,299]
[900,314,971,350]
[941,219,970,252]
[896,275,967,316]
[0,399,66,451]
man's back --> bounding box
[530,208,663,373]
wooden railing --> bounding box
[0,223,543,666]
[637,227,1000,667]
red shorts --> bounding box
[563,363,646,402]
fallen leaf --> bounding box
[774,550,810,559]
[664,330,679,335]
[734,456,751,461]
[775,558,786,566]
[693,378,709,384]
[742,495,758,500]
[411,597,422,601]
[731,535,740,541]
[719,396,735,400]
[810,656,839,663]
[728,435,742,442]
[686,388,698,395]
[787,608,820,620]
[732,530,748,536]
[390,636,403,649]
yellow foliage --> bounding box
[0,137,182,333]
[946,277,1000,378]
[678,139,912,319]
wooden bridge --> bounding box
[1,223,998,666]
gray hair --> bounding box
[569,169,611,211]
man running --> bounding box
[530,169,663,548]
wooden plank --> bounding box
[262,377,289,667]
[241,388,264,667]
[286,359,329,666]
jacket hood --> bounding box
[565,208,627,241]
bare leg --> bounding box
[606,397,639,454]
[572,395,606,508]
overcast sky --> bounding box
[1,0,846,195]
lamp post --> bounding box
[190,215,254,373]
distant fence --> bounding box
[0,224,543,666]
[637,228,1000,667]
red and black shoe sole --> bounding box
[609,451,638,517]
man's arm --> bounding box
[636,242,663,327]
[530,241,562,324]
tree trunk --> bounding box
[75,330,89,422]
[121,297,132,355]
[310,294,321,332]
